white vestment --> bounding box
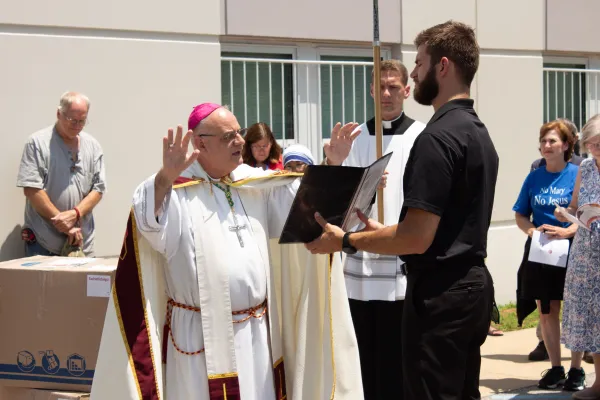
[90,163,363,400]
[343,115,425,301]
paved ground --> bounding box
[480,328,595,400]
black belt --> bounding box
[401,257,485,276]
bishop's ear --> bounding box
[195,136,208,152]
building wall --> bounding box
[0,0,222,260]
[546,0,600,53]
[225,0,402,43]
[1,0,580,306]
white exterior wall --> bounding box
[0,0,222,259]
[2,0,592,305]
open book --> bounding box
[278,153,393,244]
[556,203,600,231]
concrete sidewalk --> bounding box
[480,328,595,399]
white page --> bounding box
[528,230,570,268]
[556,207,590,231]
[576,203,600,230]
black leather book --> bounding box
[278,152,393,244]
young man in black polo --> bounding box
[305,20,499,400]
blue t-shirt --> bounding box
[513,163,578,228]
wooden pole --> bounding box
[373,0,384,224]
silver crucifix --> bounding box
[229,214,247,247]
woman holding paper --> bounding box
[557,114,600,400]
[513,120,581,391]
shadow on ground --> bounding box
[482,354,572,364]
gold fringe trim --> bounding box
[273,357,284,368]
[328,253,336,400]
[173,178,207,189]
[112,283,143,399]
[131,214,162,399]
[229,171,303,187]
[208,372,239,380]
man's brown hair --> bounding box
[414,20,479,87]
[539,120,576,162]
[371,59,409,86]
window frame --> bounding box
[316,47,392,145]
[221,44,297,144]
[542,56,590,130]
[220,44,394,161]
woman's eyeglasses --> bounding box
[251,143,271,150]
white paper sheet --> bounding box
[528,230,570,268]
[556,207,590,231]
[576,203,600,230]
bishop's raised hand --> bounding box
[324,122,361,166]
[160,125,200,184]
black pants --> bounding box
[349,298,404,400]
[403,264,494,400]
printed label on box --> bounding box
[87,275,111,297]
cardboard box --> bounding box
[0,256,117,391]
[0,386,89,399]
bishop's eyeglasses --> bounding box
[198,128,247,143]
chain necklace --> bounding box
[211,181,246,247]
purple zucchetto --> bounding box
[187,103,222,131]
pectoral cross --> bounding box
[229,213,246,248]
[211,181,247,248]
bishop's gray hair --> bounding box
[580,114,600,146]
[57,92,90,114]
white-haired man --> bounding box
[91,103,364,400]
[17,91,106,257]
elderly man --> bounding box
[91,104,363,400]
[17,92,106,257]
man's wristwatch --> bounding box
[342,232,357,254]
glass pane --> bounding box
[320,55,374,138]
[221,52,294,140]
[543,63,586,130]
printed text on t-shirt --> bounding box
[535,186,569,206]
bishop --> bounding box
[90,103,364,400]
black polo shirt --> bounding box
[399,98,499,266]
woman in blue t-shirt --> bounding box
[513,120,580,390]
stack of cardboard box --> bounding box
[0,256,117,399]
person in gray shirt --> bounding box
[17,91,106,257]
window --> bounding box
[543,63,587,129]
[221,52,295,140]
[319,55,374,138]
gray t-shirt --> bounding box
[16,126,106,255]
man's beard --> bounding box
[413,65,439,106]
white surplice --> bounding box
[133,171,278,399]
[90,162,364,400]
[343,116,425,301]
